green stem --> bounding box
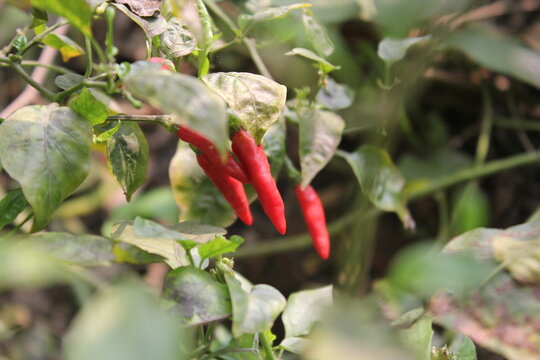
[203,0,273,79]
[53,79,108,102]
[494,117,540,132]
[434,191,449,247]
[85,37,93,77]
[90,36,107,65]
[106,114,178,132]
[10,59,55,100]
[243,38,273,79]
[259,332,276,360]
[405,149,540,200]
[475,85,493,165]
[203,0,240,34]
[12,60,71,74]
[20,20,69,56]
[0,212,33,242]
[210,38,241,53]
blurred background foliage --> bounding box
[1,0,540,359]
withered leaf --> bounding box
[115,0,161,17]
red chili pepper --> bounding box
[196,153,253,225]
[178,126,249,183]
[232,130,286,235]
[148,57,173,71]
[295,185,330,259]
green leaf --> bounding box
[111,219,189,268]
[302,12,334,57]
[316,78,354,110]
[262,117,286,177]
[399,316,433,360]
[431,222,540,359]
[282,285,332,339]
[111,217,225,267]
[198,235,244,261]
[0,242,69,289]
[106,122,149,201]
[223,265,286,337]
[169,141,236,227]
[285,47,340,73]
[169,221,227,241]
[63,283,187,360]
[106,186,180,226]
[388,243,494,299]
[112,3,167,38]
[238,4,311,31]
[31,0,92,36]
[0,104,92,231]
[0,188,28,230]
[112,242,165,264]
[339,145,414,229]
[451,183,489,235]
[298,106,344,188]
[54,73,84,90]
[160,18,197,58]
[162,266,231,325]
[125,69,229,157]
[13,35,27,52]
[377,36,430,65]
[451,335,477,360]
[41,33,85,62]
[370,0,470,37]
[30,6,48,28]
[202,72,287,144]
[447,26,540,90]
[195,0,213,77]
[69,88,110,125]
[94,121,121,143]
[21,232,114,266]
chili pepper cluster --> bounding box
[177,126,330,260]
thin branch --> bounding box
[9,60,55,101]
[405,149,540,200]
[1,26,68,118]
[203,0,274,79]
[20,20,69,56]
[243,38,273,80]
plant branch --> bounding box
[203,0,273,79]
[405,149,540,200]
[9,59,55,101]
[20,20,69,56]
[203,0,241,34]
[106,114,178,131]
[243,38,273,80]
[259,332,276,360]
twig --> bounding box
[19,20,69,56]
[0,26,68,118]
[9,60,55,101]
[405,149,540,200]
[203,0,274,79]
